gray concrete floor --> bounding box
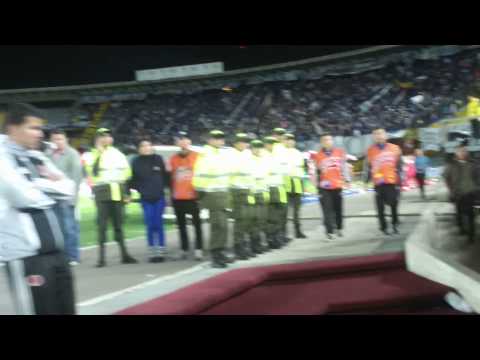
[0,184,438,315]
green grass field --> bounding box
[78,197,173,247]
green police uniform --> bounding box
[264,136,288,249]
[250,140,270,254]
[192,130,231,267]
[229,133,256,260]
[85,128,137,267]
[284,133,307,238]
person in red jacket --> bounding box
[169,132,204,261]
[363,127,403,235]
[312,133,351,241]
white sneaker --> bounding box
[444,292,475,313]
[194,249,204,261]
[69,261,79,267]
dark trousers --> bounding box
[374,184,399,231]
[173,199,203,251]
[288,193,302,233]
[319,188,343,235]
[416,173,426,198]
[96,200,129,259]
[455,192,479,241]
[5,252,76,315]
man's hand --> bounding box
[37,165,62,181]
[124,196,131,204]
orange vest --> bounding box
[313,148,346,190]
[367,143,402,185]
[170,151,198,200]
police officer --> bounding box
[363,127,403,235]
[86,128,138,267]
[229,133,256,260]
[263,136,288,249]
[312,133,351,240]
[284,133,307,239]
[271,128,291,245]
[250,139,270,254]
[193,130,232,268]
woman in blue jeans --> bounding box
[129,140,168,263]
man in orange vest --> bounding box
[363,127,403,235]
[169,132,204,261]
[312,133,351,241]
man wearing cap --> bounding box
[263,136,287,249]
[193,130,232,268]
[271,128,291,245]
[229,133,256,260]
[249,139,270,254]
[85,128,137,267]
[284,133,307,239]
[169,132,204,261]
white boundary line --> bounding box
[80,228,178,251]
[77,262,209,307]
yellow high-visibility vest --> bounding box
[85,146,131,201]
[192,145,230,193]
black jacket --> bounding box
[129,154,168,202]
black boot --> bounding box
[393,225,399,235]
[251,236,264,255]
[118,239,138,264]
[219,250,235,264]
[211,249,227,268]
[267,235,281,250]
[96,244,106,268]
[234,244,249,260]
[295,227,307,239]
[243,242,256,257]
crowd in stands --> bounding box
[86,48,480,149]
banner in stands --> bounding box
[80,93,147,104]
[136,62,224,82]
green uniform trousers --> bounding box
[199,192,229,251]
[230,189,255,246]
[267,187,286,238]
[252,193,268,239]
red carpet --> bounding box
[116,253,464,315]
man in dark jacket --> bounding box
[129,139,168,262]
[443,144,480,243]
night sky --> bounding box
[0,45,373,90]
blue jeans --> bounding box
[58,202,80,262]
[141,199,166,248]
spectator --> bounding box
[414,148,430,200]
[443,144,480,243]
[48,129,83,265]
[129,139,168,263]
[0,103,76,315]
